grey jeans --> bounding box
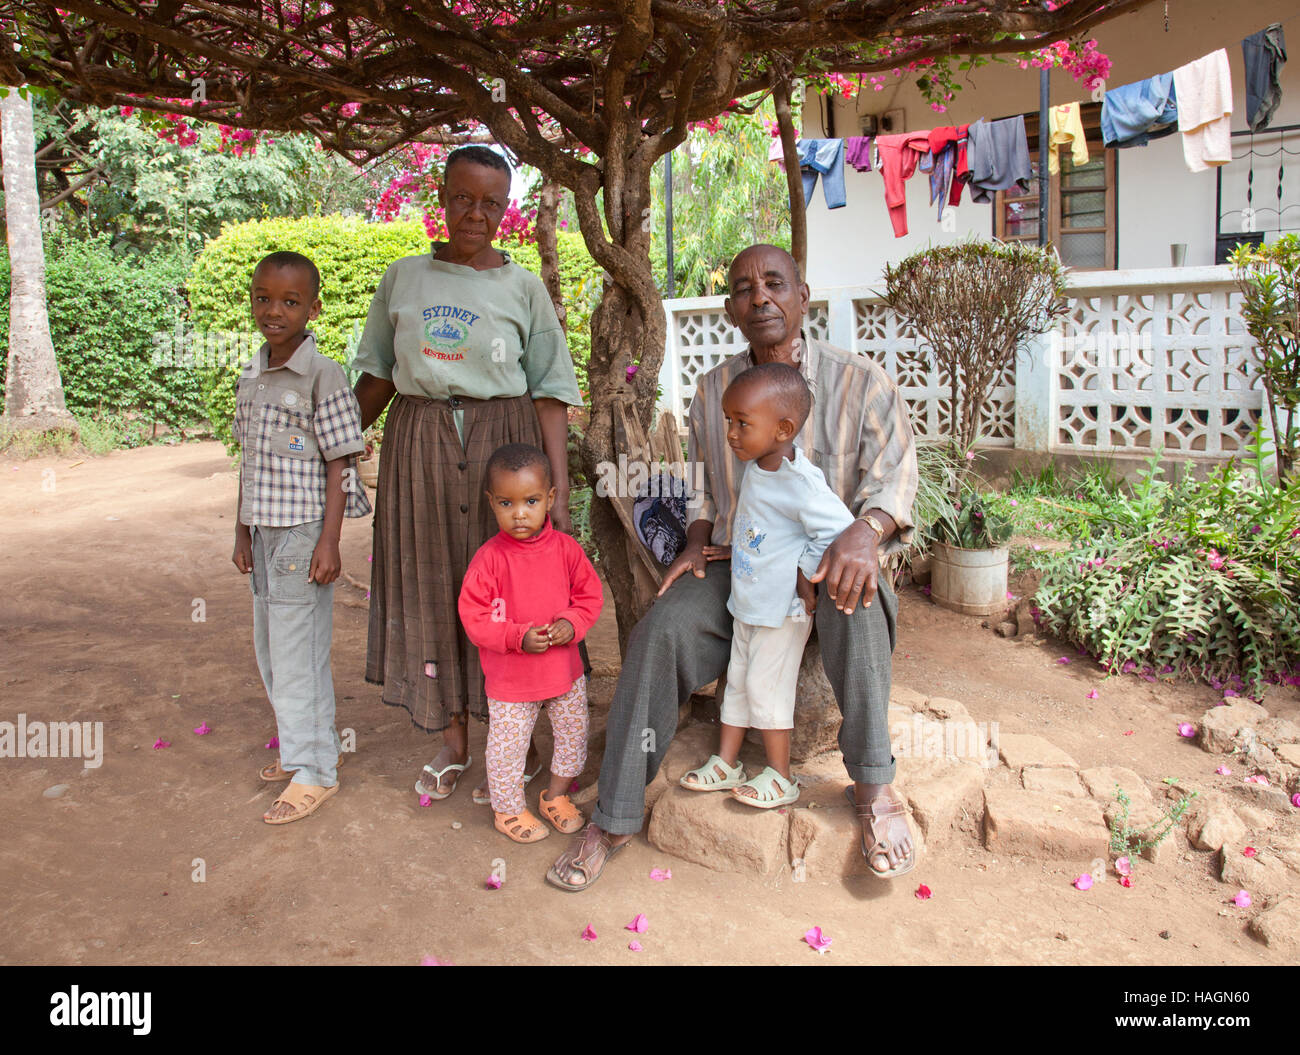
[250,520,341,788]
[591,559,898,835]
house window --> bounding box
[994,104,1117,271]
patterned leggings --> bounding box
[486,677,588,814]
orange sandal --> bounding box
[537,789,584,834]
[494,809,550,844]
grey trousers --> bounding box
[591,560,898,835]
[250,520,342,788]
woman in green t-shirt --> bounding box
[352,146,584,801]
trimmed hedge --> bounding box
[0,236,200,427]
[189,216,601,452]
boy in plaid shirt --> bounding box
[231,251,371,824]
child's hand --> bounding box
[796,569,818,618]
[522,627,551,653]
[232,532,254,574]
[702,544,732,561]
[544,618,575,647]
[309,537,341,585]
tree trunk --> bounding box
[2,88,78,436]
[774,78,807,280]
[535,179,567,330]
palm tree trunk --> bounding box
[2,87,78,436]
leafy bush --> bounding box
[931,489,1015,550]
[190,217,601,452]
[1033,445,1300,697]
[508,230,603,387]
[0,235,200,427]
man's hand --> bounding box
[543,618,575,647]
[309,537,341,585]
[522,627,551,653]
[809,519,879,615]
[796,568,817,618]
[232,530,254,574]
[658,542,708,596]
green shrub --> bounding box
[931,489,1015,550]
[508,230,604,387]
[190,217,601,452]
[0,235,200,427]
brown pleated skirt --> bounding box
[366,392,542,732]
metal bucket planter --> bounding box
[358,449,380,490]
[929,541,1009,617]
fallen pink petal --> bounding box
[485,875,502,890]
[1243,847,1258,858]
[915,883,932,900]
[1215,765,1232,776]
[419,955,452,966]
[1292,793,1300,809]
[581,924,598,942]
[265,736,279,750]
[1177,723,1195,738]
[152,738,171,750]
[193,721,211,736]
[625,913,648,933]
[1119,875,1133,888]
[1086,690,1099,700]
[1057,656,1071,665]
[1233,890,1251,908]
[1073,874,1093,891]
[1123,730,1135,736]
[1115,856,1132,877]
[803,926,832,953]
[418,794,433,807]
[628,940,643,952]
[1244,774,1269,786]
[649,868,672,881]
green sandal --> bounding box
[679,754,746,791]
[731,766,800,809]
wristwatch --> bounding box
[856,512,886,542]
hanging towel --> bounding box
[1048,102,1090,174]
[928,125,971,207]
[967,116,1032,204]
[1172,49,1232,173]
[875,131,932,237]
[1101,74,1178,148]
[1243,24,1287,132]
[845,136,874,172]
[797,138,846,209]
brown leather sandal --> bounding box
[545,823,629,892]
[537,789,584,834]
[843,785,918,878]
[259,753,345,782]
[263,782,339,824]
[494,808,550,844]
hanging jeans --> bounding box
[798,138,846,209]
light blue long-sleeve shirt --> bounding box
[728,449,855,628]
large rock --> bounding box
[997,733,1077,772]
[1188,807,1247,852]
[790,636,841,762]
[1275,743,1300,768]
[905,762,985,846]
[1247,897,1300,956]
[658,721,724,787]
[893,712,991,769]
[788,806,874,879]
[647,786,788,875]
[1023,767,1086,798]
[890,684,930,712]
[1257,717,1300,746]
[982,788,1108,860]
[1219,845,1292,897]
[1079,766,1151,804]
[1196,702,1268,754]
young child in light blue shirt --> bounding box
[680,362,853,808]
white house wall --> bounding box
[801,0,1300,287]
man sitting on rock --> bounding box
[546,243,920,891]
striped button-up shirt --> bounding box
[688,336,918,557]
[235,334,372,527]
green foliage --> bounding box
[506,230,604,387]
[1107,784,1198,861]
[0,234,200,427]
[1033,444,1300,696]
[930,489,1015,550]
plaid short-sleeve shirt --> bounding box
[234,333,372,527]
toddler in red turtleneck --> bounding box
[458,443,603,844]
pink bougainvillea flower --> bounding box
[1086,690,1099,700]
[1233,890,1251,908]
[1121,660,1137,674]
[1244,774,1269,786]
[649,868,672,881]
[628,940,643,952]
[1119,875,1133,888]
[193,721,211,736]
[152,738,171,750]
[625,364,639,382]
[1177,723,1195,738]
[804,926,832,953]
[1057,656,1072,665]
[1123,730,1135,736]
[1222,688,1237,698]
[921,584,932,596]
[915,883,932,900]
[1215,765,1232,776]
[1073,874,1093,891]
[1242,846,1258,858]
[1115,856,1132,877]
[1032,544,1042,551]
[420,955,452,966]
[265,736,279,749]
[418,794,433,807]
[485,874,502,890]
[964,451,975,461]
[1292,793,1300,809]
[625,913,649,933]
[581,925,598,942]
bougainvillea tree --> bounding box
[0,1,1147,639]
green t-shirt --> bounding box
[351,247,583,406]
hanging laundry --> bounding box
[1172,49,1232,173]
[1048,102,1090,174]
[928,124,970,211]
[845,136,874,172]
[967,116,1032,203]
[768,135,786,165]
[797,138,846,209]
[875,131,932,237]
[1243,24,1287,132]
[1101,74,1178,148]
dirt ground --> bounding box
[2,441,1297,966]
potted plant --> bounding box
[927,487,1015,616]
